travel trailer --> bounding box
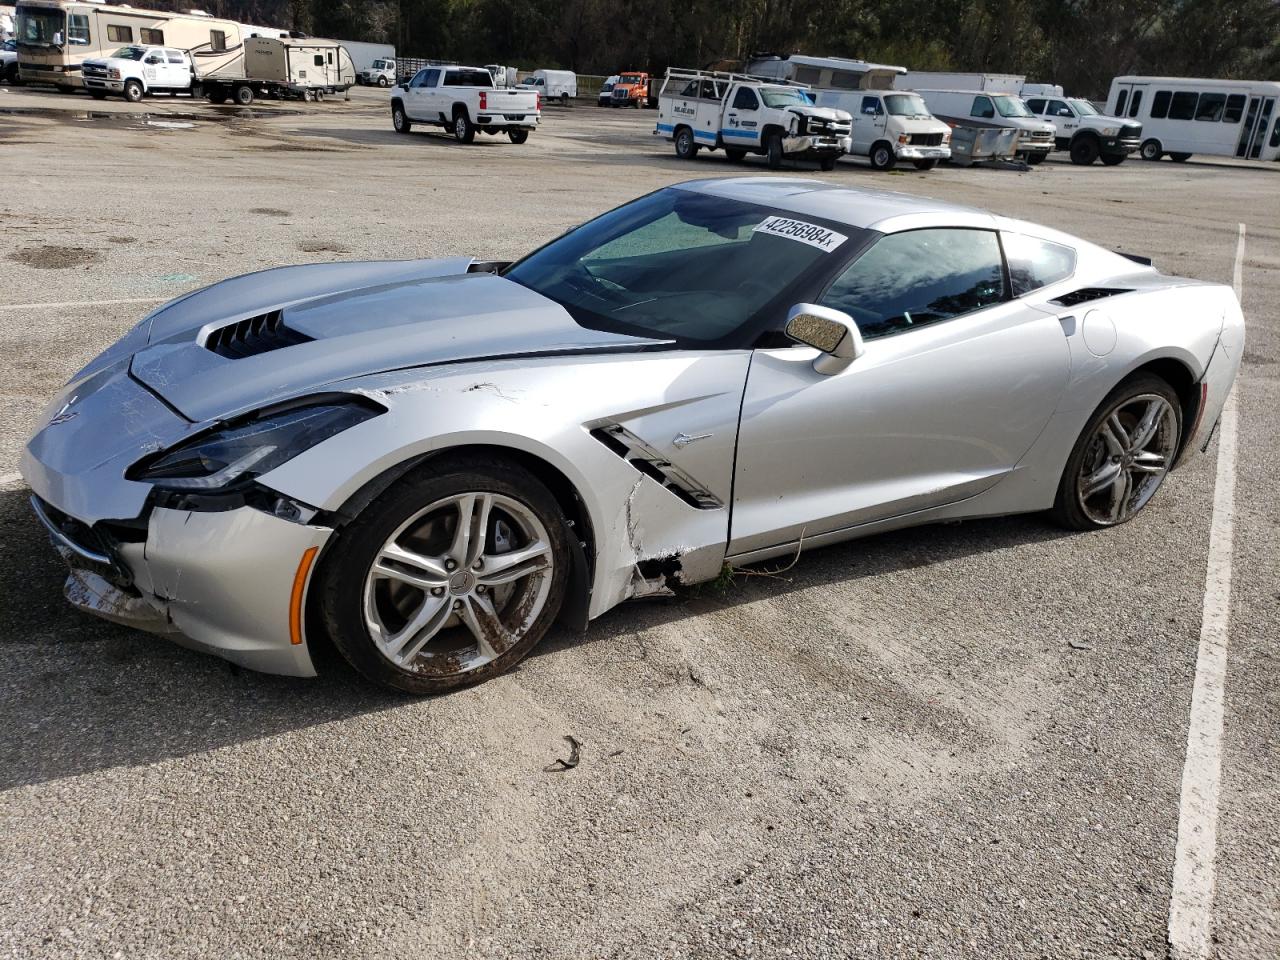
[744,54,905,91]
[13,0,241,89]
[202,34,354,103]
[897,71,1023,94]
[1107,75,1280,162]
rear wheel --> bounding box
[912,158,938,171]
[234,83,255,106]
[869,141,896,171]
[674,127,698,160]
[1170,152,1191,162]
[453,109,476,143]
[1051,374,1182,530]
[766,132,785,169]
[317,458,570,694]
[392,102,411,133]
[508,127,529,144]
[1070,136,1100,165]
[1140,138,1163,161]
[123,79,144,103]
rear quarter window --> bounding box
[1001,233,1076,296]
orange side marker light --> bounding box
[289,546,319,645]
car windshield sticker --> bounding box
[753,216,848,252]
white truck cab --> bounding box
[812,89,951,170]
[1023,95,1142,165]
[656,68,852,170]
[82,45,193,102]
[359,57,396,87]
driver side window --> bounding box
[819,229,1006,341]
[971,96,995,119]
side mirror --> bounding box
[785,303,864,375]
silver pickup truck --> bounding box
[390,65,541,144]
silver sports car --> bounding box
[22,179,1244,692]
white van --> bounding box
[521,68,576,103]
[912,88,1055,163]
[1107,75,1280,162]
[812,89,950,170]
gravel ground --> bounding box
[0,84,1276,960]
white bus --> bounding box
[1107,75,1280,162]
[14,0,241,89]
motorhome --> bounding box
[744,53,904,91]
[13,0,241,89]
[911,88,1055,163]
[1107,75,1280,162]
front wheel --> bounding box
[869,141,896,171]
[1069,137,1100,165]
[123,79,144,103]
[673,127,698,160]
[1051,374,1182,530]
[392,103,411,133]
[912,158,938,171]
[453,110,476,143]
[377,76,388,87]
[1140,138,1163,161]
[508,127,529,144]
[317,458,570,694]
[766,132,785,169]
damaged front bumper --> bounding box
[33,494,329,677]
[784,134,852,156]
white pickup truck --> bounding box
[1023,95,1142,165]
[391,65,541,143]
[81,45,194,102]
[655,69,852,170]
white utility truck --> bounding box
[1022,94,1142,164]
[520,68,576,102]
[391,64,540,143]
[81,44,194,101]
[811,88,951,170]
[655,68,852,170]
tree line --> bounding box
[194,0,1279,98]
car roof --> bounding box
[673,178,997,233]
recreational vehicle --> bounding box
[897,72,1022,94]
[1107,75,1280,162]
[744,54,904,91]
[13,0,241,89]
[202,35,354,104]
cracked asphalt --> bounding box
[0,84,1276,959]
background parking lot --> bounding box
[1,86,1276,959]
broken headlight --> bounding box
[131,399,382,492]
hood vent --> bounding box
[1049,287,1133,308]
[204,310,314,359]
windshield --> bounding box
[993,95,1033,118]
[1069,98,1099,116]
[505,188,861,344]
[620,74,643,84]
[14,6,64,47]
[111,46,147,61]
[884,93,930,118]
[761,87,814,108]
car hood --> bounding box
[788,105,852,122]
[84,56,136,69]
[125,258,669,423]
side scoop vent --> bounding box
[1049,287,1133,308]
[590,424,722,510]
[204,310,314,359]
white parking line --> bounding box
[1167,223,1245,959]
[0,297,169,312]
[0,471,24,489]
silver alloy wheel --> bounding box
[363,492,554,675]
[1076,393,1178,525]
[393,107,404,131]
[455,115,467,139]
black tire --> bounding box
[452,108,476,143]
[912,158,938,171]
[1140,138,1163,161]
[315,456,570,694]
[1170,152,1191,162]
[377,76,388,87]
[234,83,254,106]
[674,126,698,160]
[766,132,785,169]
[1069,136,1100,165]
[869,140,896,171]
[391,101,411,133]
[89,90,107,100]
[1050,374,1182,531]
[123,79,144,103]
[819,155,838,172]
[1100,153,1126,166]
[508,127,529,144]
[560,92,570,105]
[1025,151,1046,165]
[725,148,746,163]
[207,88,227,104]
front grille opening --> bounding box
[204,310,314,359]
[1049,287,1133,308]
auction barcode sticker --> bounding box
[753,216,848,252]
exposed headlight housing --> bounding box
[130,398,382,492]
[1101,126,1119,137]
